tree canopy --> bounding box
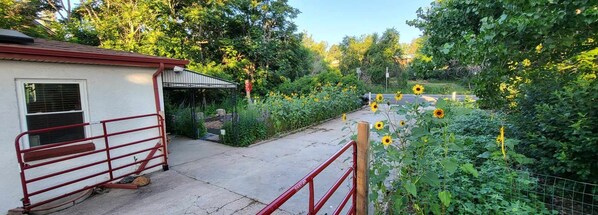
[408,0,597,107]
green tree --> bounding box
[338,29,404,84]
[363,28,403,84]
[408,0,597,107]
[0,0,60,37]
[409,0,598,182]
[63,0,312,94]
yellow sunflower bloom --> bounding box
[375,121,384,130]
[342,113,347,122]
[522,59,531,67]
[535,44,543,53]
[433,108,445,119]
[381,135,392,146]
[395,91,403,101]
[400,120,406,127]
[412,84,424,95]
[376,94,384,102]
[370,102,379,112]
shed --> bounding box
[161,69,239,143]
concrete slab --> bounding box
[167,136,236,166]
[55,109,390,215]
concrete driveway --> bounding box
[55,109,386,215]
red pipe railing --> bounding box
[14,113,168,212]
[258,140,357,215]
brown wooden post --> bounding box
[356,121,370,214]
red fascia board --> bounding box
[0,45,189,68]
[0,53,182,68]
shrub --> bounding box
[171,105,206,139]
[511,49,598,183]
[221,108,267,147]
[257,84,362,134]
[277,71,366,95]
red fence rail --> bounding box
[14,113,167,212]
[258,140,358,215]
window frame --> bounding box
[16,79,91,149]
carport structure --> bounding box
[161,68,239,143]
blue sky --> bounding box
[288,0,432,45]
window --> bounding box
[17,80,88,147]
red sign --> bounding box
[245,80,252,93]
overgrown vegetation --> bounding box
[257,83,362,136]
[512,49,598,183]
[367,80,471,95]
[408,0,598,184]
[166,104,206,139]
[277,71,365,95]
[366,91,549,214]
[221,108,267,147]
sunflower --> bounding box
[412,84,424,95]
[395,91,403,101]
[376,94,384,102]
[433,108,445,119]
[370,102,379,112]
[342,113,347,122]
[400,120,406,127]
[375,121,384,130]
[381,135,392,146]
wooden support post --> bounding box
[356,121,370,215]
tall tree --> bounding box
[408,0,598,107]
[64,0,312,94]
[338,29,404,84]
[0,0,60,37]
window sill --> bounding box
[24,143,96,162]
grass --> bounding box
[367,80,472,95]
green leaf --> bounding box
[421,171,441,187]
[441,158,458,174]
[460,163,479,177]
[477,151,491,158]
[438,190,452,207]
[498,14,507,24]
[403,181,417,197]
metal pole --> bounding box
[385,67,388,93]
[191,89,197,139]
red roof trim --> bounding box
[0,44,189,68]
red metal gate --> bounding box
[14,113,168,212]
[258,140,358,215]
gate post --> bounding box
[356,121,370,215]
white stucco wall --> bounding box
[0,60,166,212]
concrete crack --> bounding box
[207,196,244,214]
[169,168,269,209]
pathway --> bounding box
[55,109,387,215]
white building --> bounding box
[0,30,189,212]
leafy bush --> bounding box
[448,109,503,136]
[277,71,366,95]
[170,105,206,139]
[257,84,362,135]
[221,108,267,147]
[367,88,549,214]
[512,49,598,183]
